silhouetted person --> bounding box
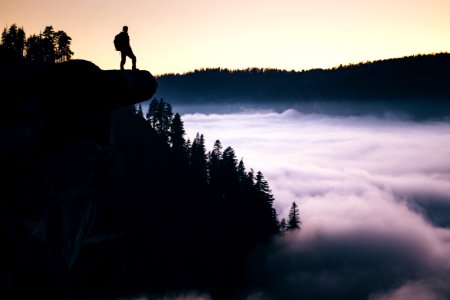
[115,26,137,71]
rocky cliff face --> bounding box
[0,60,157,298]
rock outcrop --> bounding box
[0,60,157,298]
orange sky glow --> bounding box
[1,0,449,75]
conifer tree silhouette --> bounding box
[287,201,301,231]
[190,133,208,184]
[1,24,25,59]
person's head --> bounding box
[123,26,128,32]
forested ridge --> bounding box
[75,99,299,299]
[156,53,450,103]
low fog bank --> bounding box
[179,108,450,300]
[118,292,212,300]
[171,99,450,120]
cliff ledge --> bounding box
[0,59,157,298]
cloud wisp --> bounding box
[180,108,450,300]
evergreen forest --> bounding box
[75,99,298,299]
[155,53,450,103]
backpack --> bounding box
[114,33,124,51]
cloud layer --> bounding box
[180,108,450,300]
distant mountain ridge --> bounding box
[155,53,450,103]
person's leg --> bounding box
[120,51,126,70]
[127,49,137,70]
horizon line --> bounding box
[153,51,449,77]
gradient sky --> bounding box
[2,0,449,74]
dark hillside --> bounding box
[156,53,450,103]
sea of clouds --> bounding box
[177,108,450,300]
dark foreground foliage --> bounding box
[72,100,280,299]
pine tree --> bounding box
[237,159,247,188]
[255,171,278,234]
[54,30,74,62]
[146,98,158,126]
[208,140,223,189]
[25,34,44,62]
[222,147,238,178]
[287,202,301,231]
[222,146,239,196]
[170,113,188,161]
[146,98,173,142]
[41,26,56,63]
[185,138,192,160]
[1,24,25,59]
[190,133,208,184]
[255,171,274,206]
